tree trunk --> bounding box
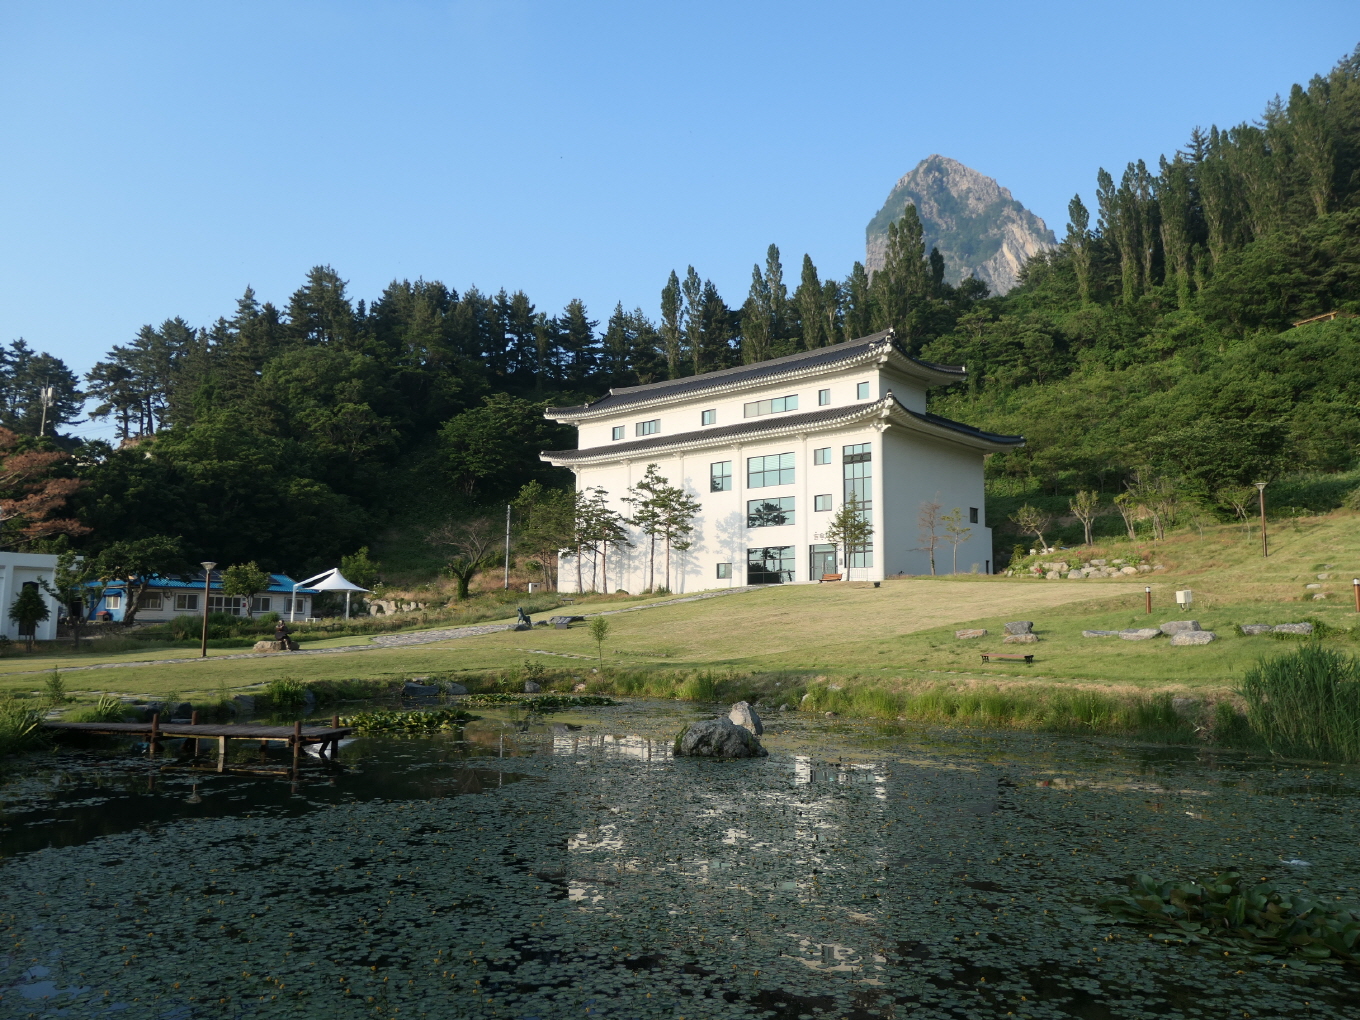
[601,540,608,594]
[664,533,672,591]
[575,542,583,594]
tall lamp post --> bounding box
[199,561,216,658]
[1254,482,1268,557]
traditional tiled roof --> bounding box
[91,572,318,594]
[540,392,1022,465]
[544,330,965,421]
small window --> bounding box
[743,394,798,417]
[104,594,123,610]
[208,595,244,616]
[635,419,660,436]
[710,460,732,492]
[818,388,830,406]
[701,409,716,426]
[716,562,732,579]
[283,597,306,615]
[137,592,162,610]
[611,426,624,441]
[856,381,870,400]
[969,507,979,524]
[747,452,795,487]
[748,496,795,528]
[813,447,831,465]
[174,593,199,611]
[814,494,832,512]
[251,596,272,613]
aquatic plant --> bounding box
[1099,871,1360,965]
[265,676,308,710]
[460,693,617,709]
[1239,644,1360,762]
[0,698,46,756]
[338,707,477,734]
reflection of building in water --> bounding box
[552,731,667,762]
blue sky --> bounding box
[2,0,1357,437]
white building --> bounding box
[0,552,63,642]
[541,329,1024,593]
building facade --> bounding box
[0,552,62,642]
[541,329,1024,593]
[87,571,317,624]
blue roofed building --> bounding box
[86,570,319,623]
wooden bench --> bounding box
[819,573,843,582]
[980,653,1034,664]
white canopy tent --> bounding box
[291,568,370,621]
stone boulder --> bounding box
[168,701,194,721]
[524,681,542,694]
[1159,621,1201,636]
[728,701,763,735]
[1003,633,1038,644]
[1171,631,1216,646]
[253,640,284,652]
[1082,630,1120,638]
[445,682,468,695]
[1274,623,1314,635]
[1239,624,1274,635]
[404,681,439,697]
[955,628,987,639]
[673,718,768,758]
[1003,621,1034,635]
[1119,628,1161,641]
[1119,566,1139,575]
[231,694,256,715]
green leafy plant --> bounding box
[588,615,611,664]
[0,698,46,756]
[9,585,50,652]
[266,676,308,711]
[461,693,616,710]
[64,695,130,723]
[339,707,476,735]
[43,670,66,707]
[1239,644,1360,762]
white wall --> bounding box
[880,428,992,576]
[0,553,62,642]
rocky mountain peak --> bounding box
[865,155,1055,296]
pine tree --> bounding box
[843,263,873,340]
[681,267,703,375]
[740,263,772,364]
[1065,195,1093,305]
[660,271,683,379]
[795,255,825,350]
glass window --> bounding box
[747,452,795,487]
[742,394,798,417]
[104,594,122,610]
[283,597,306,615]
[710,460,732,492]
[818,388,830,406]
[716,562,732,579]
[208,595,244,616]
[701,409,716,426]
[970,507,979,523]
[611,425,624,441]
[810,543,837,578]
[813,447,831,465]
[843,442,873,567]
[174,593,198,611]
[856,381,870,399]
[748,496,795,528]
[814,494,832,512]
[251,596,272,613]
[137,592,162,610]
[635,419,660,436]
[747,546,795,584]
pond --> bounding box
[2,699,1359,1018]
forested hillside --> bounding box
[5,45,1360,581]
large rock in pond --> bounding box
[1160,620,1201,635]
[674,718,768,758]
[728,701,763,735]
[404,681,439,697]
[445,682,468,695]
[231,694,256,715]
[1171,631,1216,646]
[524,681,542,694]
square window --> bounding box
[813,447,831,465]
[747,545,795,584]
[856,381,870,399]
[137,592,162,610]
[814,494,832,512]
[174,593,199,611]
[251,596,272,613]
[746,452,795,487]
[635,419,660,436]
[818,388,830,406]
[701,409,716,426]
[969,507,979,524]
[747,496,795,528]
[611,425,624,441]
[716,562,732,579]
[105,595,122,610]
[710,460,732,492]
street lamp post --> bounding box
[1353,578,1359,614]
[200,561,216,658]
[1145,586,1152,614]
[1254,482,1268,558]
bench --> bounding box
[980,653,1034,664]
[819,573,843,582]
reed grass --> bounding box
[62,695,133,723]
[1239,644,1360,762]
[0,698,47,756]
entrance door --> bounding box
[810,543,837,579]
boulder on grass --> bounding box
[1239,624,1274,635]
[1003,621,1034,635]
[1003,633,1038,644]
[1274,623,1314,635]
[728,701,763,735]
[444,682,468,695]
[673,718,768,758]
[1119,628,1161,641]
[253,640,284,652]
[1159,620,1201,636]
[524,681,542,694]
[1170,631,1216,646]
[1082,630,1120,638]
[955,628,988,639]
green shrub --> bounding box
[1239,644,1360,762]
[64,695,131,723]
[0,699,46,756]
[265,676,308,711]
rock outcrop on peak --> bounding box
[865,155,1055,296]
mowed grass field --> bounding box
[8,510,1360,704]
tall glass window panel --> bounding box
[611,426,624,440]
[747,546,795,584]
[813,447,831,465]
[742,394,798,417]
[710,461,732,492]
[856,382,870,399]
[843,443,873,566]
[747,496,795,528]
[701,409,716,426]
[814,494,832,512]
[716,562,732,579]
[818,388,830,406]
[747,452,795,487]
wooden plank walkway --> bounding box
[44,713,354,767]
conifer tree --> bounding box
[1065,195,1093,305]
[795,255,825,350]
[660,271,683,379]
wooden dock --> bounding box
[44,712,354,768]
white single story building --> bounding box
[86,570,317,623]
[540,329,1024,592]
[0,552,62,642]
